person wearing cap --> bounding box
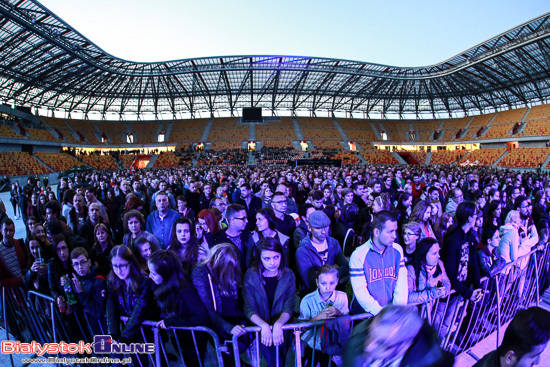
[296,211,349,293]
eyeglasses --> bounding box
[233,217,248,221]
[112,262,130,270]
[72,260,88,268]
[404,232,419,237]
[272,201,286,205]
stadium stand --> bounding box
[457,113,495,140]
[80,154,118,170]
[410,150,428,165]
[361,149,399,164]
[26,127,61,142]
[299,117,340,141]
[440,116,471,141]
[517,104,550,137]
[118,154,137,169]
[153,152,193,167]
[337,118,380,145]
[498,147,550,168]
[413,120,440,142]
[96,122,126,145]
[166,119,207,144]
[0,124,20,139]
[256,117,296,148]
[483,107,528,140]
[381,120,410,141]
[67,119,101,144]
[458,148,507,166]
[40,117,81,144]
[0,152,50,175]
[430,150,467,165]
[208,118,248,142]
[34,153,86,172]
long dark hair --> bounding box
[200,243,241,297]
[148,250,188,317]
[412,237,441,290]
[107,245,143,293]
[256,208,276,232]
[168,217,199,274]
[254,237,287,284]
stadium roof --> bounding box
[1,0,550,118]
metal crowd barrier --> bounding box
[1,243,549,367]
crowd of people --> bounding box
[1,163,550,366]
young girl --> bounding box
[148,250,210,366]
[25,236,51,295]
[168,217,205,275]
[131,236,157,273]
[106,245,158,345]
[410,200,436,240]
[299,265,349,366]
[246,208,290,268]
[48,234,74,313]
[192,243,250,365]
[243,237,296,367]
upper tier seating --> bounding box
[208,118,248,142]
[26,128,61,142]
[299,117,340,141]
[381,120,409,142]
[0,124,20,139]
[413,120,440,142]
[96,122,126,145]
[517,105,550,137]
[458,113,495,141]
[256,117,296,148]
[166,119,206,144]
[66,120,101,144]
[40,117,80,144]
[440,117,471,141]
[337,119,379,143]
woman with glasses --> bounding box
[400,222,421,266]
[106,245,158,351]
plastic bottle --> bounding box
[63,275,77,305]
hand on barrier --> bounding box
[260,324,273,346]
[435,287,447,298]
[272,323,284,347]
[157,320,167,329]
[230,324,246,337]
[470,289,485,303]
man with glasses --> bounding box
[70,247,107,334]
[271,191,296,237]
[236,183,262,232]
[445,188,464,218]
[213,204,249,267]
[515,196,539,252]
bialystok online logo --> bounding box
[1,335,155,356]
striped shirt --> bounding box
[0,243,22,278]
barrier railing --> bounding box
[1,243,548,366]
